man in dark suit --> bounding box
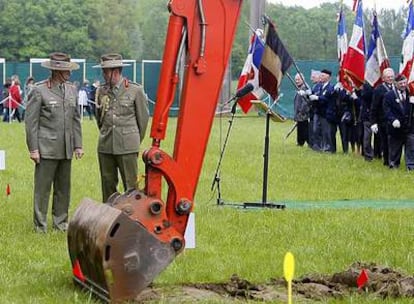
[25,52,83,233]
[383,74,414,169]
[360,82,374,161]
[370,67,395,166]
[94,53,149,202]
[309,69,337,153]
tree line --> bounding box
[0,0,407,78]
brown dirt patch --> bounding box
[135,262,414,303]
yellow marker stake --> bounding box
[283,252,295,304]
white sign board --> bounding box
[0,150,5,170]
[184,212,195,249]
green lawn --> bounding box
[0,116,413,303]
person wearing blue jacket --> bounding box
[383,74,414,170]
[309,69,337,153]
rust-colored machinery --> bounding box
[67,0,244,302]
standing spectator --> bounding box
[93,53,149,202]
[383,74,414,169]
[308,70,321,149]
[336,84,352,153]
[293,73,310,146]
[1,79,11,121]
[8,75,22,122]
[370,68,394,166]
[22,76,35,121]
[309,69,337,153]
[78,79,93,120]
[25,52,83,233]
[360,82,375,161]
[88,79,100,117]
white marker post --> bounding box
[184,212,196,249]
[0,150,5,170]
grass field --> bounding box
[0,116,414,303]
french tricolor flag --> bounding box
[337,5,352,91]
[400,1,414,93]
[343,0,366,89]
[365,11,390,87]
[236,30,265,113]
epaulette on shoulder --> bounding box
[126,80,141,88]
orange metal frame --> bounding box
[141,0,243,244]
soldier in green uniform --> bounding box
[25,52,83,233]
[93,53,149,202]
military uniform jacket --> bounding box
[370,83,393,126]
[293,84,310,122]
[25,80,82,160]
[95,78,149,155]
[383,88,413,136]
[314,82,337,123]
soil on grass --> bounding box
[135,262,414,303]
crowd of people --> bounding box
[0,75,33,122]
[293,67,414,171]
[1,74,99,123]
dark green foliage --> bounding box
[0,0,408,70]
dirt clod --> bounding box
[135,262,414,303]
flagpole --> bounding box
[243,20,258,35]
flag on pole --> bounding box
[400,1,414,93]
[337,5,352,91]
[357,268,369,289]
[365,11,390,87]
[236,30,265,113]
[352,0,358,12]
[259,21,293,100]
[342,0,366,89]
[6,183,10,196]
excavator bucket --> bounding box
[67,198,176,302]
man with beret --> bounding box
[383,74,414,170]
[309,69,337,152]
[25,52,83,233]
[93,53,149,202]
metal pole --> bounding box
[250,0,265,31]
[262,110,270,204]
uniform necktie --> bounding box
[398,90,405,110]
[112,86,118,96]
[59,83,65,96]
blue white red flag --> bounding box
[237,31,265,113]
[342,0,366,89]
[365,11,390,87]
[337,5,352,91]
[400,1,414,93]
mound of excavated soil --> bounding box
[135,262,414,303]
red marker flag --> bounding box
[357,269,369,289]
[6,184,10,196]
[72,259,85,282]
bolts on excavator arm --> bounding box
[170,238,184,252]
[150,201,163,215]
[177,199,192,214]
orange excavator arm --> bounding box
[67,0,244,302]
